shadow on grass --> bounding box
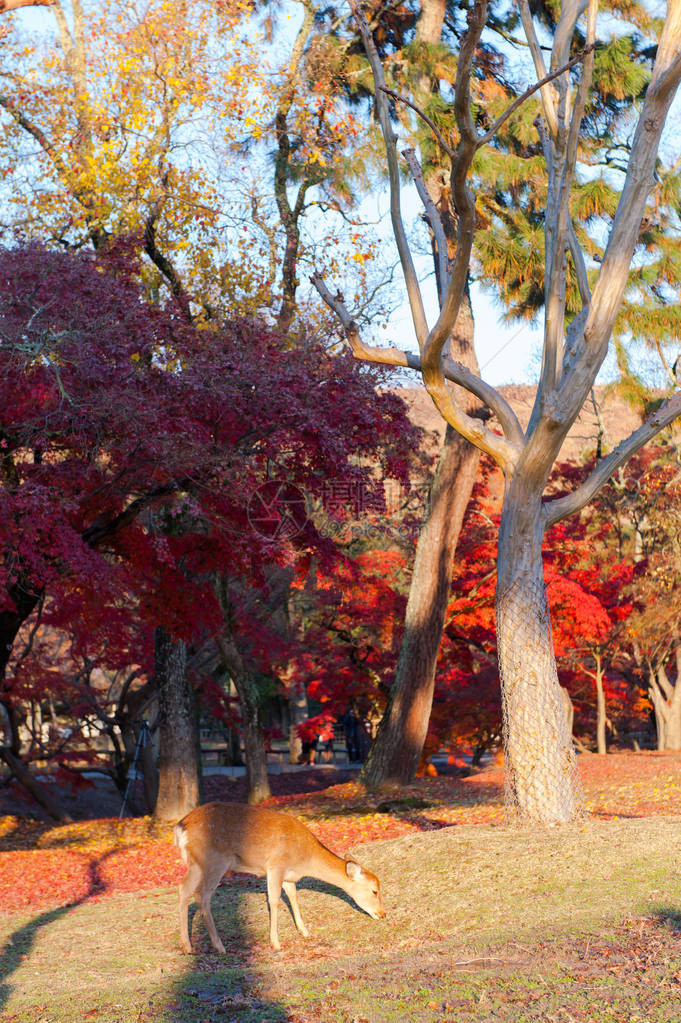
[0,903,76,1013]
[0,850,114,1013]
[163,868,381,1023]
[166,958,291,1023]
[651,905,681,933]
[162,876,294,1023]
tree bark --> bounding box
[0,748,72,822]
[216,633,271,804]
[361,424,479,786]
[361,276,481,787]
[594,654,607,755]
[359,2,483,787]
[152,626,202,822]
[649,652,681,751]
[496,492,580,823]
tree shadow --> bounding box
[164,868,385,1021]
[0,850,112,1012]
[163,875,294,1021]
[650,905,681,933]
[166,956,291,1022]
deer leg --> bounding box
[178,861,203,954]
[194,860,229,954]
[266,869,283,951]
[282,880,309,938]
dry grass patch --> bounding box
[2,815,681,1021]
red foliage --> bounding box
[0,242,419,769]
[289,548,409,737]
[431,457,638,757]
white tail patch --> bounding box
[173,821,189,864]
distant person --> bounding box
[343,703,361,763]
[299,729,319,766]
[0,703,11,749]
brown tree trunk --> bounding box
[360,282,481,787]
[217,633,271,804]
[359,3,483,787]
[594,654,607,755]
[360,423,479,786]
[153,626,202,822]
[0,748,72,822]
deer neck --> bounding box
[311,842,351,890]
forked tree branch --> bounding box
[518,0,559,138]
[542,389,681,527]
[566,0,681,411]
[310,272,524,456]
[420,0,488,442]
[539,0,596,400]
[475,42,595,150]
[339,0,522,473]
[379,87,455,160]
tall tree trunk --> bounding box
[359,2,481,787]
[594,653,607,755]
[153,626,202,822]
[649,652,681,751]
[287,681,308,765]
[361,424,478,786]
[361,285,481,788]
[217,634,271,804]
[496,495,580,823]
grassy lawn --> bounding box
[2,755,681,1021]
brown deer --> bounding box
[174,801,385,953]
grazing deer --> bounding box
[173,801,385,953]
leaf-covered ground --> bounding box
[2,753,681,1023]
[2,750,681,914]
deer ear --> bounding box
[345,860,364,881]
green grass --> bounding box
[2,817,681,1021]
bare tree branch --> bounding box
[518,0,559,138]
[570,2,681,404]
[420,0,489,444]
[379,86,455,160]
[541,0,596,398]
[401,147,450,304]
[543,390,681,527]
[475,43,595,150]
[349,0,429,346]
[310,272,524,455]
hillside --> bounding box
[397,384,644,463]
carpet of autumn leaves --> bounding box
[2,751,681,916]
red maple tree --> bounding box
[0,241,419,802]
